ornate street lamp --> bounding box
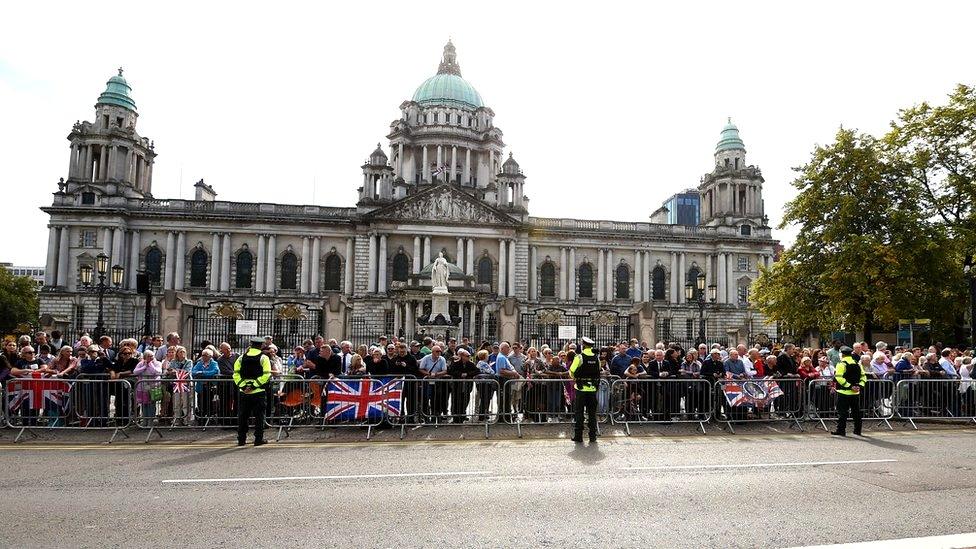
[687,273,717,346]
[80,253,124,341]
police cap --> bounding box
[581,337,595,347]
[840,346,854,356]
[249,337,265,347]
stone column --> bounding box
[255,234,266,293]
[726,252,735,304]
[451,146,457,183]
[464,148,471,185]
[456,237,464,268]
[113,227,124,268]
[704,253,713,301]
[98,146,108,180]
[559,247,567,300]
[128,230,140,289]
[422,145,428,181]
[210,233,221,292]
[436,145,443,182]
[378,234,388,293]
[366,233,377,293]
[669,251,678,304]
[174,231,186,291]
[266,234,277,292]
[405,301,415,338]
[466,239,474,275]
[605,249,614,301]
[507,239,516,297]
[394,302,402,337]
[716,252,726,304]
[312,237,323,294]
[56,226,70,287]
[597,249,605,302]
[634,250,642,302]
[413,236,421,273]
[68,144,76,179]
[529,246,538,301]
[346,238,356,296]
[300,237,310,293]
[220,233,231,292]
[397,143,404,178]
[498,239,507,296]
[678,252,686,304]
[423,236,431,267]
[569,248,576,300]
[45,226,59,286]
[164,231,175,290]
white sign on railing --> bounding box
[558,325,577,340]
[235,320,258,336]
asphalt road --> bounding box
[2,429,975,548]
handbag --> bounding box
[149,386,164,402]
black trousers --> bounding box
[836,392,862,435]
[237,391,266,443]
[574,391,598,440]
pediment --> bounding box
[370,184,517,226]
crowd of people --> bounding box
[1,329,974,428]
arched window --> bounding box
[392,253,410,282]
[540,262,555,298]
[189,249,208,288]
[477,257,493,286]
[652,266,666,300]
[323,254,341,291]
[615,263,630,299]
[235,250,253,289]
[145,247,162,286]
[578,263,593,298]
[280,252,298,290]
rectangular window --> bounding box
[82,230,96,247]
[685,318,694,338]
[737,285,749,305]
[116,116,124,127]
[737,256,750,271]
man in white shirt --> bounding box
[737,344,756,377]
[337,340,355,374]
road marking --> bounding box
[623,458,897,471]
[162,470,494,484]
[784,531,976,548]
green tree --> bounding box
[886,84,976,343]
[0,268,39,331]
[753,129,961,342]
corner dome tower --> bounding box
[96,68,137,112]
[412,41,484,109]
[714,117,747,168]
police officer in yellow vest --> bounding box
[570,337,601,444]
[832,345,866,437]
[234,338,272,446]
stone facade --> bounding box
[38,43,779,350]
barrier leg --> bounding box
[14,426,39,443]
[724,420,735,434]
[624,420,631,436]
[366,424,372,441]
[516,420,522,439]
[697,420,706,435]
[792,416,803,431]
[399,422,406,440]
[144,425,163,444]
[108,425,130,443]
[907,418,918,430]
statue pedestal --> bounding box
[429,291,450,323]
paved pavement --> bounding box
[1,428,975,548]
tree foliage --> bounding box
[754,115,968,342]
[0,268,39,330]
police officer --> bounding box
[234,338,272,446]
[570,336,601,443]
[832,345,866,437]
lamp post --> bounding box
[80,252,123,341]
[685,273,716,346]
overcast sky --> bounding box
[2,1,974,267]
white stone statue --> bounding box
[431,252,450,290]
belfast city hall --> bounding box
[38,41,779,351]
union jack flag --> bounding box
[6,378,71,412]
[723,378,784,408]
[324,377,402,421]
[172,369,191,393]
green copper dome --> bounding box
[716,118,744,153]
[412,41,484,109]
[413,73,484,109]
[96,69,137,111]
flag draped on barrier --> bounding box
[6,379,71,412]
[324,377,402,421]
[723,378,784,408]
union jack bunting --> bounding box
[6,378,71,412]
[324,377,402,421]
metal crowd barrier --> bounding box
[316,376,397,440]
[3,376,134,443]
[505,378,612,438]
[894,378,976,429]
[396,377,499,439]
[805,378,895,431]
[609,378,713,435]
[714,377,805,433]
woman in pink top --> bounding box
[133,350,162,426]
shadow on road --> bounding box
[149,446,242,469]
[568,443,606,465]
[856,435,919,453]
